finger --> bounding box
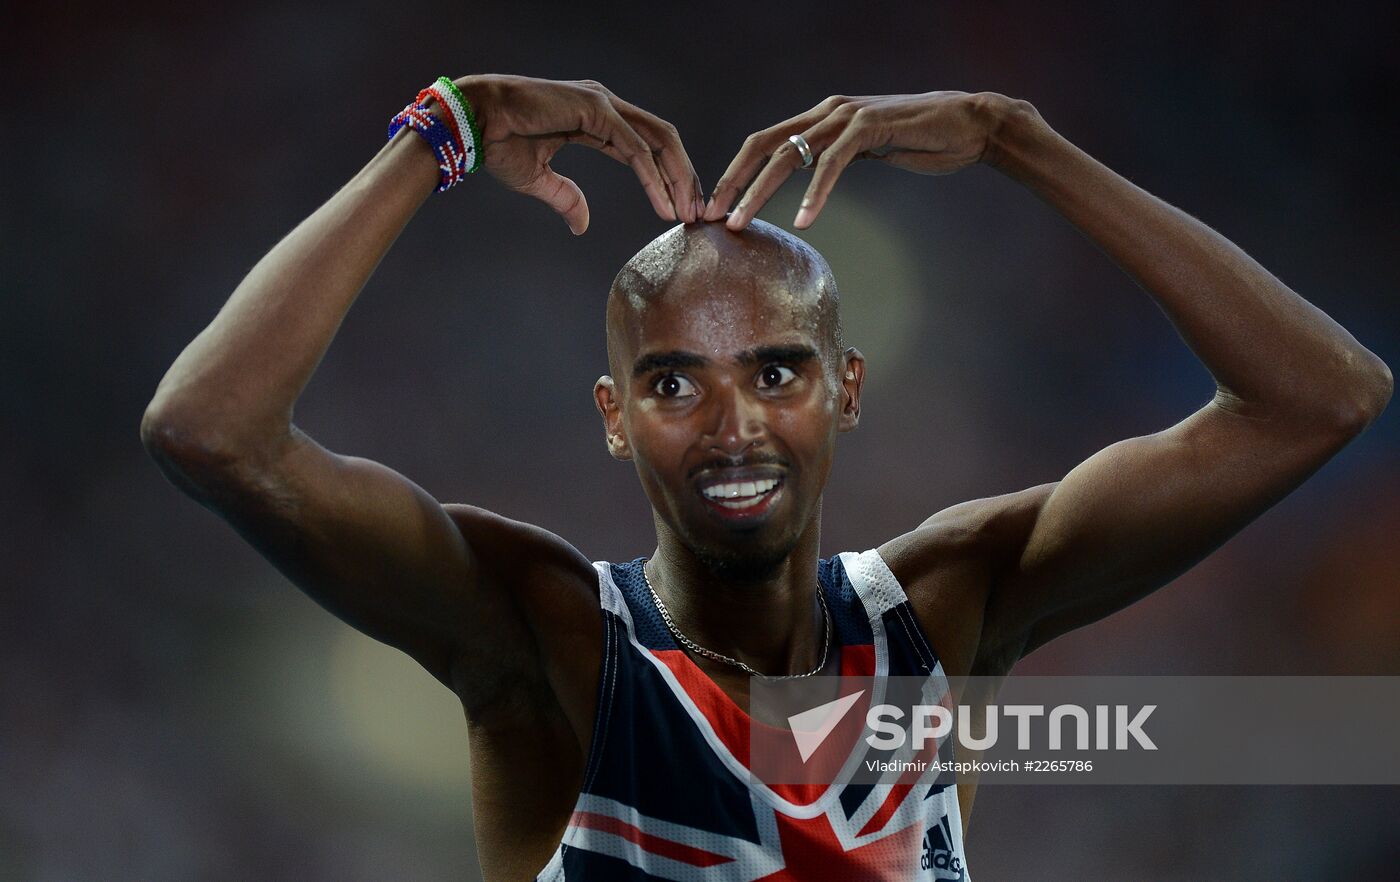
[704,129,793,223]
[569,128,698,222]
[726,110,855,230]
[580,98,678,221]
[704,101,843,221]
[612,98,703,222]
[723,135,808,230]
[795,125,870,228]
[522,165,590,235]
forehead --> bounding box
[607,221,838,376]
[626,272,825,357]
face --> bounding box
[595,261,864,580]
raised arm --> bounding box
[141,75,703,703]
[708,92,1392,668]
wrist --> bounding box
[971,92,1050,174]
[451,74,494,140]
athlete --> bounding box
[142,74,1391,880]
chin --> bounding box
[687,535,798,583]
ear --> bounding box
[837,348,865,432]
[594,375,632,460]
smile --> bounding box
[700,478,782,509]
[693,464,787,521]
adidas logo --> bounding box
[920,816,966,880]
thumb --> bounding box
[523,165,590,235]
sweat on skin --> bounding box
[595,219,862,583]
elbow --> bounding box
[141,406,211,466]
[1348,352,1392,428]
[141,408,225,498]
[1242,350,1395,445]
[1327,351,1393,438]
[141,406,296,509]
[139,403,175,456]
[140,402,262,490]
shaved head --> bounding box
[606,220,842,383]
[593,220,865,581]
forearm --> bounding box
[982,97,1392,426]
[143,129,439,459]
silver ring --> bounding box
[788,134,814,168]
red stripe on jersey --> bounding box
[648,644,878,805]
[756,808,924,881]
[570,811,734,867]
[855,783,914,837]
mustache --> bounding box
[687,452,789,479]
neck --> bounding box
[646,504,827,677]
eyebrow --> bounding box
[632,351,707,377]
[631,345,819,377]
[736,344,820,366]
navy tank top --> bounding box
[534,550,970,881]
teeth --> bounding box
[717,495,765,510]
[702,478,779,501]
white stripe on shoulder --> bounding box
[592,561,628,617]
[533,843,566,882]
[838,549,909,618]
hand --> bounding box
[454,75,703,234]
[704,91,1009,230]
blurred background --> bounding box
[3,1,1397,878]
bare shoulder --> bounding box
[877,483,1057,677]
[880,483,1057,574]
[444,504,598,592]
[441,504,602,728]
[442,506,607,866]
[442,504,601,652]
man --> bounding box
[142,74,1391,880]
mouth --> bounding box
[695,468,786,519]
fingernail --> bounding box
[692,197,703,222]
[795,207,814,228]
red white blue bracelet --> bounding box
[417,77,482,175]
[388,101,466,192]
[388,77,483,192]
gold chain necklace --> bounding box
[641,560,832,679]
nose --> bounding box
[702,380,766,456]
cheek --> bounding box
[625,399,670,456]
[626,408,694,475]
[783,386,840,432]
[770,408,838,470]
[789,394,843,460]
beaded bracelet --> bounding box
[388,102,465,192]
[417,76,482,175]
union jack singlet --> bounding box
[534,550,971,881]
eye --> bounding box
[653,373,697,398]
[758,365,797,388]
